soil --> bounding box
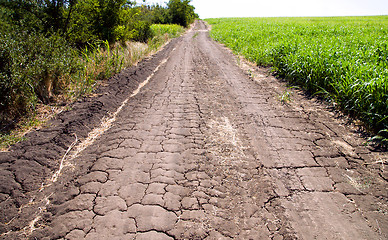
[0,20,386,240]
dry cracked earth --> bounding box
[0,21,387,240]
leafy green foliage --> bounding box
[140,0,198,27]
[167,0,198,27]
[0,0,196,44]
[60,0,141,45]
[207,16,388,133]
[149,4,171,24]
[0,31,80,125]
[0,0,151,45]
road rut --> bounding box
[2,20,387,240]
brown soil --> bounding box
[0,20,386,240]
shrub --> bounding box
[0,31,80,125]
[129,21,153,42]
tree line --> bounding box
[0,0,198,45]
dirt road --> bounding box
[1,21,387,239]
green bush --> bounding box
[0,31,80,124]
[151,24,184,38]
[168,0,198,27]
[114,7,154,43]
[150,4,172,24]
[129,21,153,42]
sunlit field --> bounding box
[206,16,388,134]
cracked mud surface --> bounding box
[1,21,387,239]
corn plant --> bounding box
[207,16,388,133]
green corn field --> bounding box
[206,16,388,135]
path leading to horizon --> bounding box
[1,20,386,240]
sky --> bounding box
[135,0,388,19]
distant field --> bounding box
[206,16,388,133]
[151,24,185,39]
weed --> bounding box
[278,89,292,104]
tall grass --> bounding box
[0,32,80,124]
[206,16,388,135]
[149,24,185,49]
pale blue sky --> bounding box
[136,0,388,19]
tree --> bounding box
[167,0,197,27]
[149,4,171,24]
[0,0,80,33]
